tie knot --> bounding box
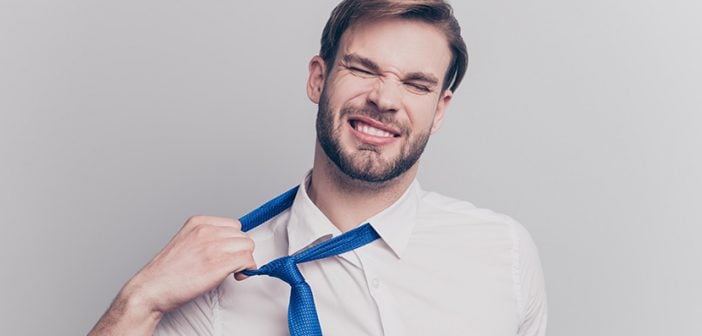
[250,256,306,286]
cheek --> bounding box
[326,75,373,107]
[404,97,439,129]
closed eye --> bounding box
[405,82,431,93]
[348,66,374,76]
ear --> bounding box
[430,89,453,134]
[307,55,327,104]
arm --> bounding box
[88,216,256,335]
[513,222,548,336]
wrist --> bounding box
[88,282,162,336]
[119,288,163,321]
[119,275,163,318]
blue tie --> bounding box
[238,186,380,336]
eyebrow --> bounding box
[404,72,439,86]
[341,53,439,86]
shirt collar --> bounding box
[286,171,420,259]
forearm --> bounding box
[88,285,162,336]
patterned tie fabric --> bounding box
[238,186,380,336]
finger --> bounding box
[216,237,256,266]
[206,238,256,281]
[234,271,250,281]
[208,217,242,229]
[210,226,249,239]
[184,215,242,230]
[188,224,247,244]
[216,237,257,280]
[233,257,257,281]
[231,254,257,281]
[220,236,255,253]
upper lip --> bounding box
[347,115,401,136]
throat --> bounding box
[308,154,415,232]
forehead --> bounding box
[338,18,452,78]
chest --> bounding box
[216,238,519,336]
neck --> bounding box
[307,142,418,232]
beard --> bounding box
[316,92,432,183]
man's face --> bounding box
[311,18,453,183]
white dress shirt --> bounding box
[155,174,547,335]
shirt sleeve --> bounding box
[512,221,548,336]
[153,289,218,336]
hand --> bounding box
[127,215,256,314]
[89,216,255,335]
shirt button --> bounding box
[371,278,380,289]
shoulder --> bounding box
[417,189,522,232]
[416,188,541,271]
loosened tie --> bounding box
[238,186,380,336]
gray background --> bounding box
[1,0,700,335]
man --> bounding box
[90,1,547,335]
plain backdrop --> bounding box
[1,1,700,335]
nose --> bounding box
[366,78,401,113]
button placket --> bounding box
[358,246,409,336]
[371,277,381,290]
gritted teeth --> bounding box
[350,120,397,138]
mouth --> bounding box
[346,116,401,146]
[347,116,401,138]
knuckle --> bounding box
[231,249,253,260]
[232,220,242,230]
[223,237,255,255]
[193,223,214,237]
[244,237,255,251]
[241,239,254,252]
[185,215,204,226]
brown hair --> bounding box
[320,0,468,92]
